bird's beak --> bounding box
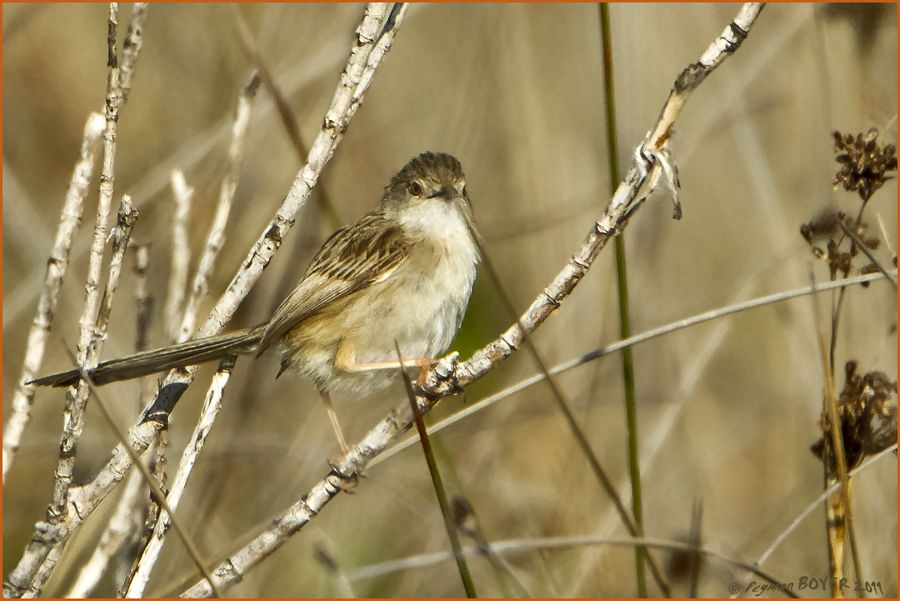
[429,186,459,201]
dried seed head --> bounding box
[812,361,898,472]
[832,128,898,202]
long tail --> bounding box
[29,327,266,388]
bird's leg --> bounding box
[318,388,350,456]
[342,357,434,371]
[334,341,434,375]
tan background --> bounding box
[3,3,897,597]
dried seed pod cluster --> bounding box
[800,210,884,282]
[812,361,898,472]
[832,128,897,202]
[800,128,898,284]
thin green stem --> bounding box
[396,345,477,598]
[474,241,670,596]
[599,4,646,597]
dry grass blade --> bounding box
[809,270,866,597]
[597,4,647,594]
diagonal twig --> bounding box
[177,4,765,596]
[374,271,894,470]
[345,534,798,598]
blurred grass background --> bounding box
[2,3,897,597]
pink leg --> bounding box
[334,340,433,373]
[318,388,350,455]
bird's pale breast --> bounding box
[281,201,478,394]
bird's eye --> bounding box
[408,181,423,197]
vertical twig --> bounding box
[65,241,153,598]
[47,0,122,524]
[165,170,193,341]
[2,111,105,484]
[35,8,126,594]
[62,192,140,596]
[117,3,147,103]
[3,3,148,596]
[123,357,236,597]
[37,192,139,598]
[176,73,260,343]
[97,196,140,332]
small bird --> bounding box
[31,152,481,453]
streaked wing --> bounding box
[257,213,409,354]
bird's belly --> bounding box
[280,232,477,395]
[349,256,474,362]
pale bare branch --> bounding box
[5,7,410,597]
[165,170,194,341]
[2,112,105,484]
[4,3,148,596]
